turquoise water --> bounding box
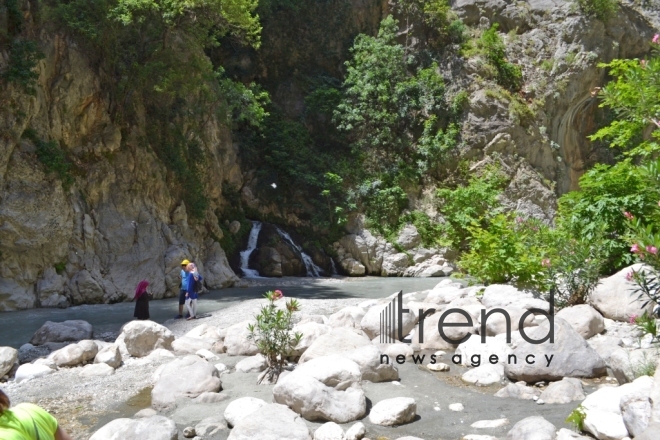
[0,277,443,348]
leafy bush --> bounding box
[540,233,605,309]
[557,160,659,273]
[247,290,302,384]
[459,214,549,285]
[590,36,660,157]
[632,312,658,340]
[436,165,508,249]
[476,24,523,92]
[362,182,409,230]
[1,38,44,95]
[576,0,618,22]
[566,405,587,431]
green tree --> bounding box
[590,37,660,158]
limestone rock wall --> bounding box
[0,32,240,311]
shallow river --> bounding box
[0,276,443,348]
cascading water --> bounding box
[274,226,324,277]
[330,258,338,275]
[239,221,262,277]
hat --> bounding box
[181,259,190,266]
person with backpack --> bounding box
[185,262,203,320]
[175,259,191,319]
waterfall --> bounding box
[330,258,338,275]
[274,226,324,277]
[239,221,262,277]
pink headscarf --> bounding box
[135,280,149,300]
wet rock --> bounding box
[368,397,416,426]
[30,320,93,345]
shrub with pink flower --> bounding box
[624,211,634,220]
[653,34,659,44]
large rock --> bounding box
[314,422,346,440]
[273,356,366,423]
[30,320,93,345]
[456,335,512,367]
[49,340,99,367]
[235,354,267,373]
[299,327,371,364]
[504,317,607,382]
[556,304,605,339]
[224,321,259,356]
[224,397,267,427]
[360,301,418,340]
[582,376,654,440]
[328,307,366,329]
[620,387,652,437]
[652,363,660,423]
[495,382,540,400]
[152,355,222,410]
[89,415,178,440]
[80,363,115,377]
[185,324,223,342]
[292,322,332,356]
[368,397,416,426]
[171,336,214,355]
[589,264,656,322]
[396,224,421,250]
[462,364,505,386]
[121,321,174,357]
[14,363,55,383]
[481,307,536,337]
[228,403,312,440]
[506,416,556,440]
[340,344,399,382]
[481,285,549,311]
[0,347,18,377]
[94,344,122,369]
[635,422,660,440]
[538,377,585,404]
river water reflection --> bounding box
[0,276,445,348]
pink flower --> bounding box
[631,243,641,253]
[272,289,284,300]
[541,258,551,268]
[653,34,660,44]
[646,245,658,255]
[626,271,634,282]
[515,217,523,224]
[623,211,634,220]
[629,314,638,324]
[641,59,647,68]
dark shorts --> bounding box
[178,289,187,305]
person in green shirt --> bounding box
[0,389,73,440]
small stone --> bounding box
[537,399,545,405]
[533,396,539,401]
[449,403,464,412]
[427,362,450,372]
[471,418,509,429]
[183,426,196,438]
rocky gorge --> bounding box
[0,0,657,312]
[1,266,660,439]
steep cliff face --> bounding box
[0,30,241,311]
[0,0,657,309]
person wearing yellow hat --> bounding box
[175,259,191,319]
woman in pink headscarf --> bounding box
[133,280,151,320]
